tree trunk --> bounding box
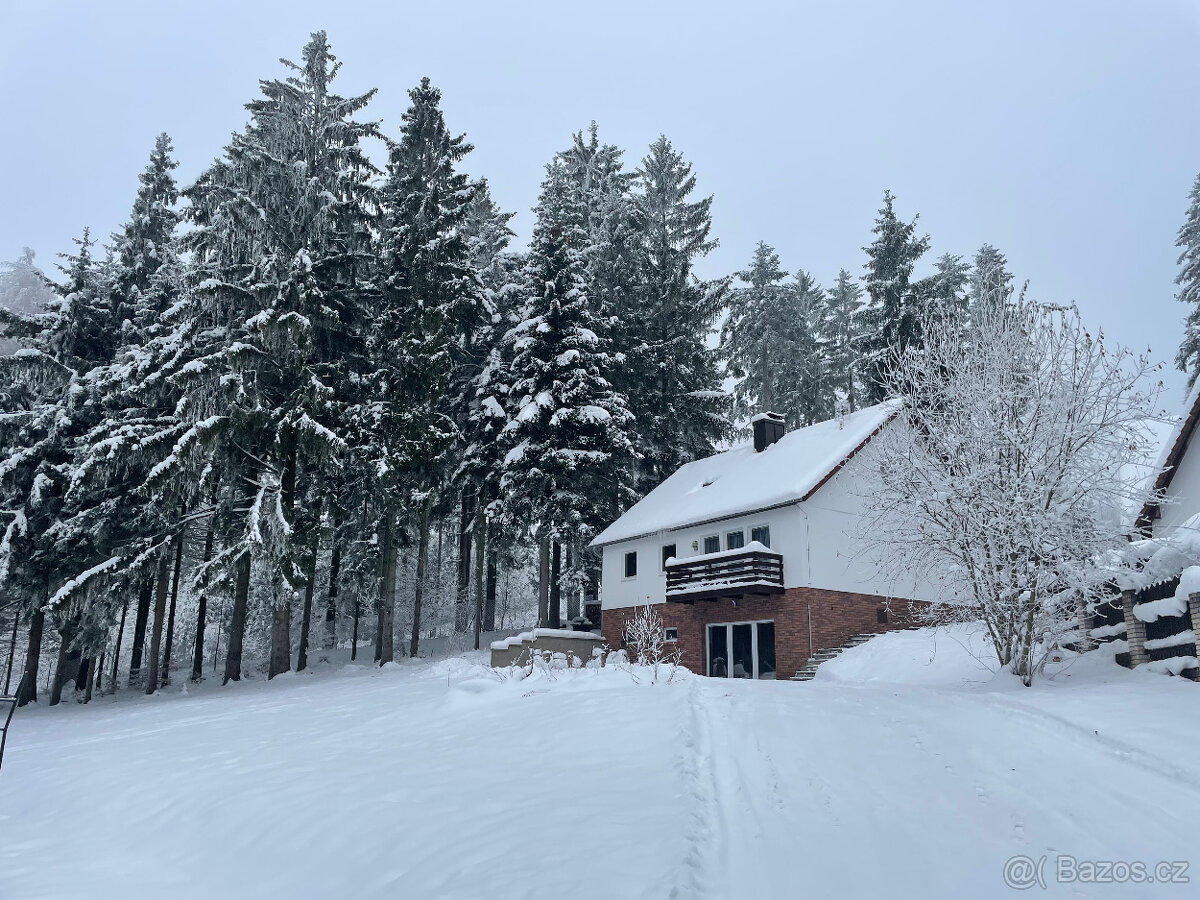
[191,521,214,682]
[1075,592,1095,653]
[92,651,103,699]
[454,490,474,634]
[500,566,511,631]
[109,595,128,693]
[144,548,172,695]
[49,617,81,706]
[161,533,184,687]
[127,575,154,687]
[17,605,44,706]
[373,517,385,663]
[374,594,384,663]
[566,544,580,621]
[324,538,341,649]
[378,515,397,666]
[83,656,96,703]
[3,608,18,695]
[409,496,433,658]
[268,600,291,679]
[351,597,360,662]
[548,540,562,628]
[297,500,322,672]
[472,507,487,650]
[297,570,316,672]
[484,546,498,633]
[537,533,550,627]
[223,551,251,684]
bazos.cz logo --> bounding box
[1003,854,1190,890]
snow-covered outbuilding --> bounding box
[1101,384,1200,676]
[590,402,947,680]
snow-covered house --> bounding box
[590,402,946,680]
[1102,384,1200,676]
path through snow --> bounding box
[1,629,1197,899]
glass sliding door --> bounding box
[708,625,728,677]
[756,621,776,679]
[706,620,775,679]
[731,624,754,678]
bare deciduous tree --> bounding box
[863,295,1164,684]
[622,603,681,684]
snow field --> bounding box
[1,625,1198,899]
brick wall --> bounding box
[601,587,927,679]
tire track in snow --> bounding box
[671,678,723,900]
[980,691,1200,795]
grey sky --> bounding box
[3,0,1198,403]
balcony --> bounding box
[665,546,785,603]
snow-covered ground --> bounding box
[2,626,1197,899]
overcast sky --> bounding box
[3,0,1198,402]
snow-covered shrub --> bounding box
[621,604,681,683]
[864,296,1166,684]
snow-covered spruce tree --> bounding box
[0,249,58,677]
[969,243,1014,322]
[720,241,790,419]
[720,245,830,428]
[109,134,180,335]
[858,191,930,403]
[628,136,729,494]
[0,230,124,704]
[918,252,970,331]
[1175,173,1200,384]
[51,134,190,696]
[0,338,72,706]
[863,297,1163,685]
[501,160,634,628]
[777,269,831,427]
[820,269,865,413]
[557,124,642,562]
[371,77,483,659]
[172,31,379,680]
[0,249,55,355]
[458,182,521,646]
[0,248,54,318]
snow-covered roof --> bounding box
[591,401,901,547]
[1136,380,1200,529]
[1108,413,1179,532]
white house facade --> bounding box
[590,403,950,680]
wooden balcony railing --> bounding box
[665,547,784,603]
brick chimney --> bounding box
[752,412,786,452]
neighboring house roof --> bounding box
[590,400,902,547]
[1137,380,1200,532]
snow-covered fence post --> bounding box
[1189,592,1200,661]
[1121,589,1149,668]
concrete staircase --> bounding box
[790,633,876,682]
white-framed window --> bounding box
[751,524,771,548]
[664,627,678,643]
[725,529,745,550]
[624,550,638,578]
[703,534,720,554]
[661,543,677,571]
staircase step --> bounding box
[791,632,884,683]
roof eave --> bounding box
[592,406,901,549]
